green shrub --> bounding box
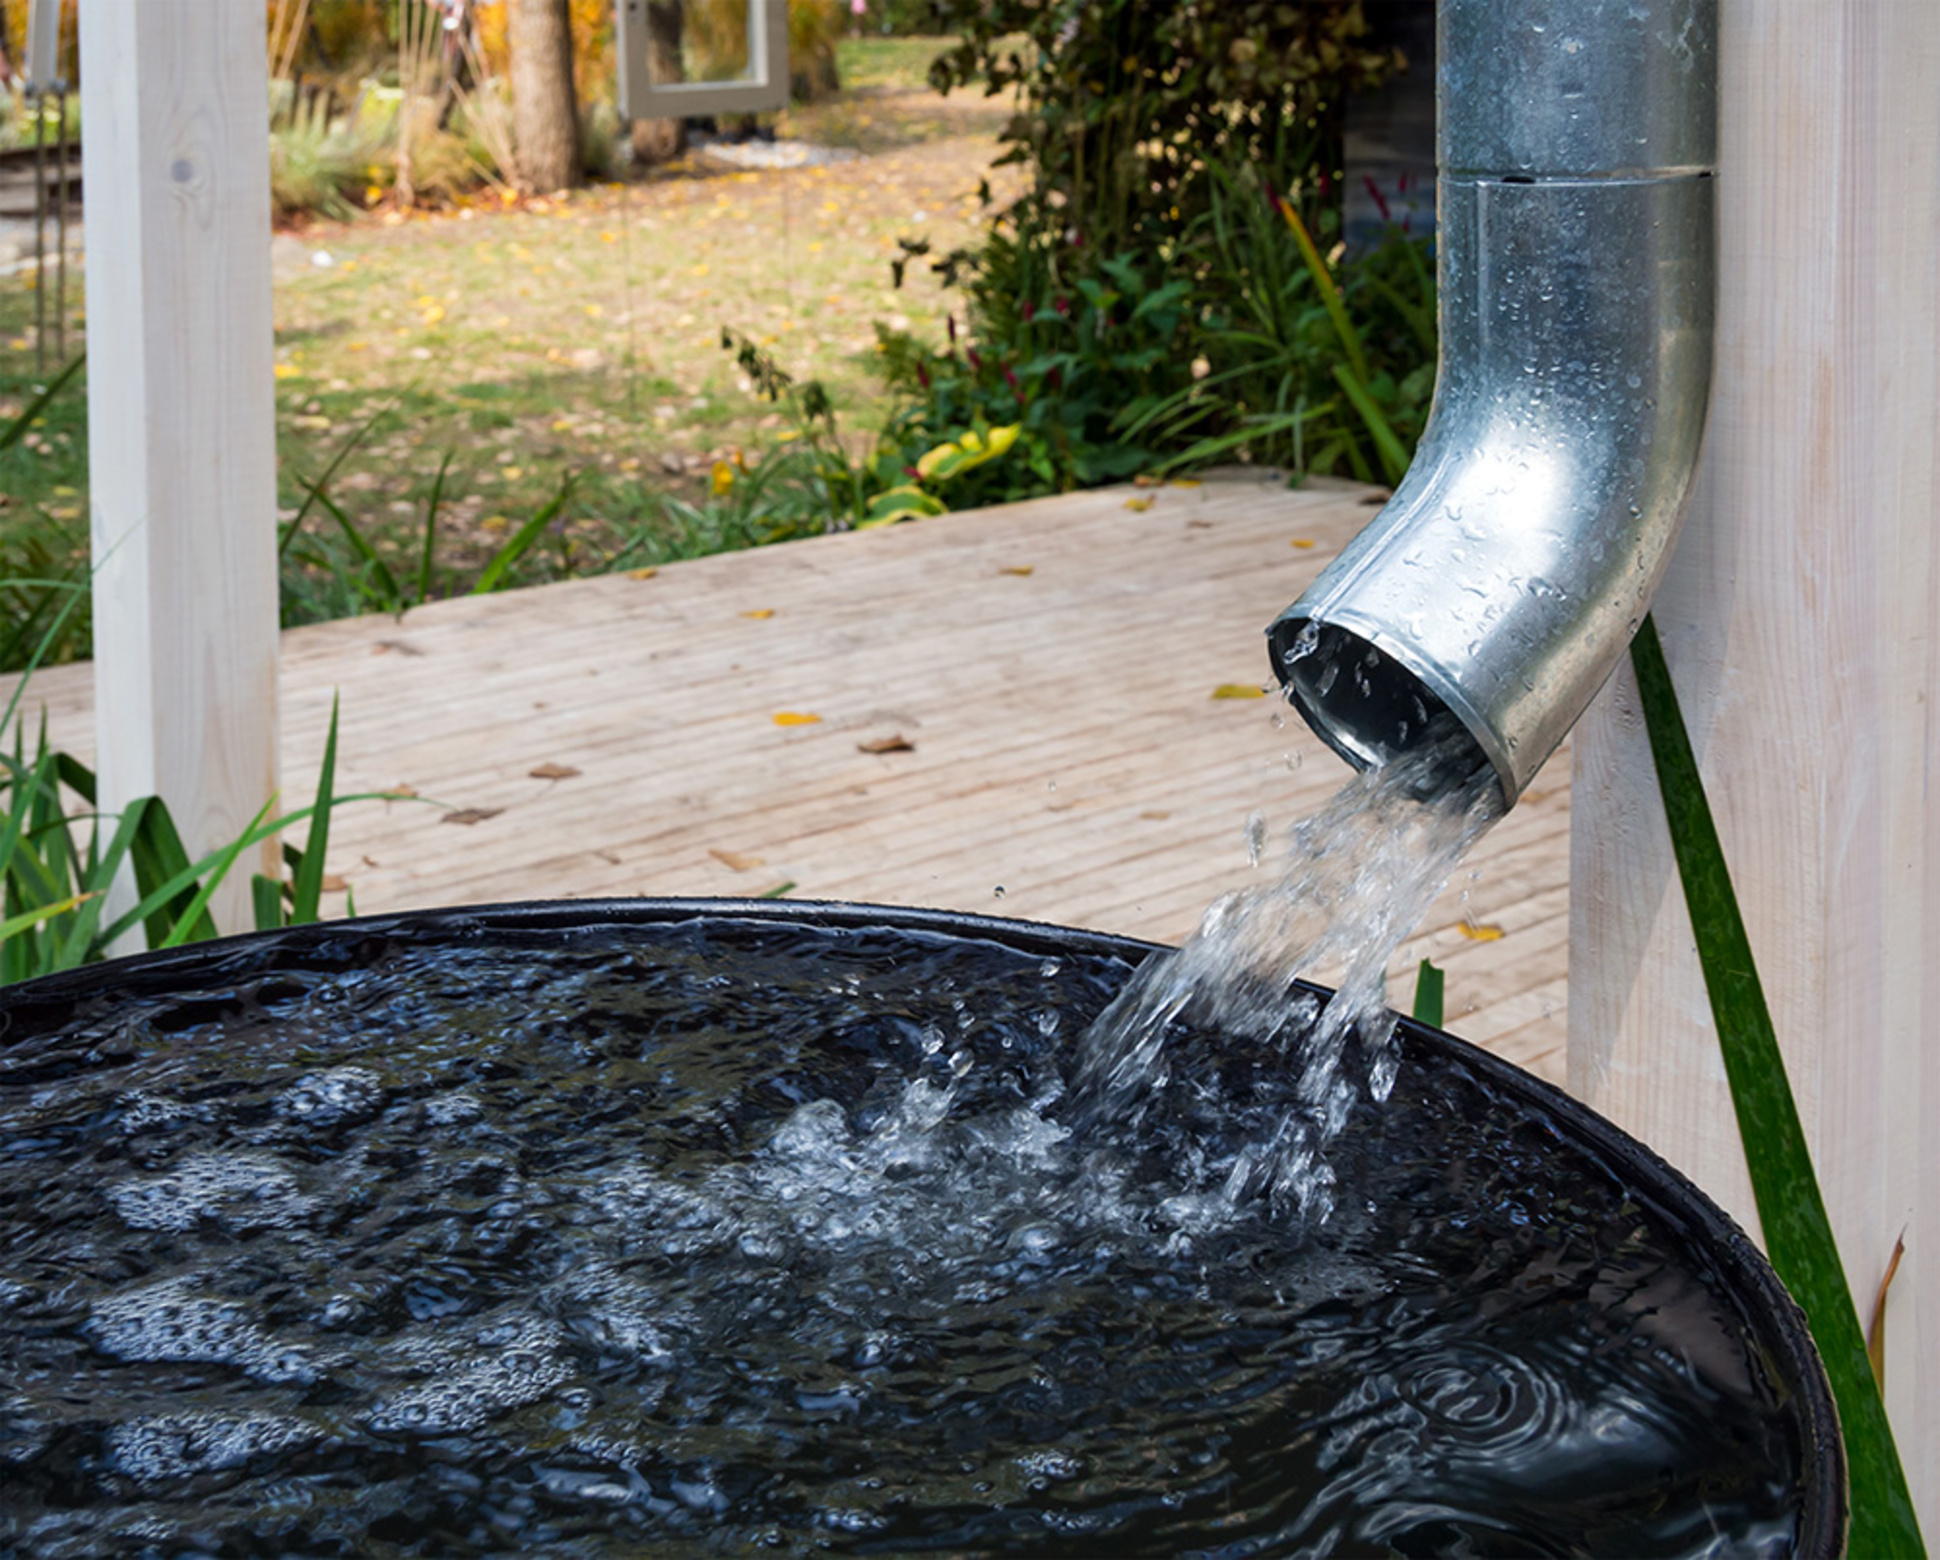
[270,91,386,222]
[923,0,1401,277]
[866,2,1431,502]
[876,248,1193,503]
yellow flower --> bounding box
[712,461,736,496]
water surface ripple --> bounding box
[0,916,1810,1556]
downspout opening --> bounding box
[1270,617,1502,808]
[1267,0,1716,809]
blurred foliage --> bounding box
[923,0,1401,271]
[867,0,1435,506]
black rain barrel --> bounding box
[0,899,1844,1557]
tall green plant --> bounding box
[1125,163,1436,482]
[0,692,389,981]
[1630,615,1924,1553]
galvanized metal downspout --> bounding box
[1269,0,1717,809]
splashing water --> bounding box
[1078,727,1502,1222]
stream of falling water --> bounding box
[1077,725,1503,1223]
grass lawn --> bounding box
[0,37,1015,667]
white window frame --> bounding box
[615,0,790,119]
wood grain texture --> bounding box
[1570,0,1940,1524]
[5,476,1573,1082]
[78,0,281,936]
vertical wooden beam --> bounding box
[80,2,280,938]
[1570,0,1940,1527]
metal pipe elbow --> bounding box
[1269,0,1716,809]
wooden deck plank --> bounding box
[2,473,1571,1083]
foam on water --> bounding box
[0,917,1818,1556]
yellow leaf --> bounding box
[1868,1227,1907,1389]
[773,711,822,726]
[600,230,618,243]
[1291,538,1316,549]
[1212,684,1267,699]
[273,363,302,380]
[1168,478,1202,488]
[502,465,524,481]
[420,304,446,326]
[529,762,581,780]
[709,848,765,871]
[984,423,1020,457]
[1124,496,1155,512]
[914,440,959,479]
[1458,920,1505,942]
[551,419,574,432]
[626,566,658,579]
[740,608,776,619]
[999,565,1034,577]
[584,303,603,318]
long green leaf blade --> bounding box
[1410,958,1444,1030]
[474,474,574,594]
[1630,615,1924,1555]
[0,351,86,455]
[1330,363,1410,487]
[1276,200,1370,386]
[416,451,454,606]
[290,696,340,925]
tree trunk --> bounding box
[506,0,579,193]
[628,0,685,168]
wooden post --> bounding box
[1570,0,1940,1528]
[80,2,280,939]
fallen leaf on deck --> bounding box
[321,874,349,892]
[384,784,419,799]
[1169,478,1203,488]
[773,712,822,726]
[1186,519,1214,529]
[626,567,659,579]
[858,734,915,754]
[710,848,765,871]
[1212,684,1267,699]
[1133,473,1160,487]
[1360,489,1393,505]
[1291,538,1316,549]
[1140,809,1172,820]
[998,565,1034,577]
[530,762,581,780]
[740,608,776,619]
[1124,496,1155,512]
[442,807,504,827]
[1458,920,1505,942]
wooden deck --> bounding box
[4,474,1571,1082]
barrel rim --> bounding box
[0,894,1847,1553]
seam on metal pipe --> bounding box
[1269,0,1717,809]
